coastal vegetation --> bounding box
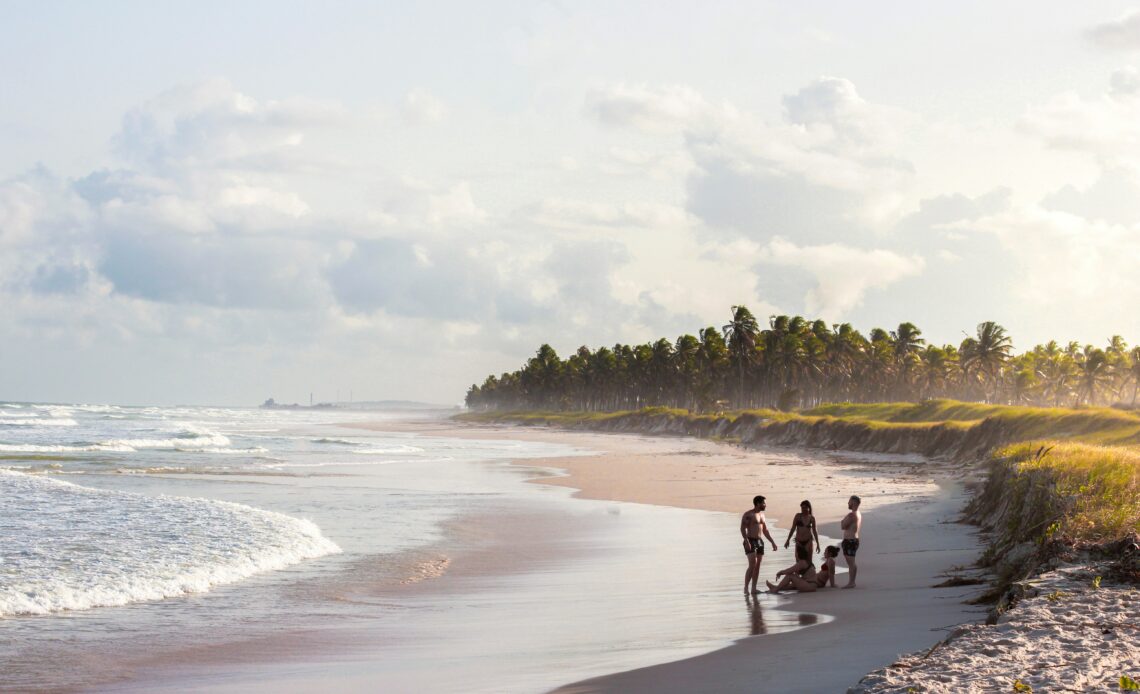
[462,306,1140,592]
[465,306,1140,413]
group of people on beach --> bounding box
[740,495,861,595]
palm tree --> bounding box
[917,345,952,400]
[1075,346,1111,406]
[961,322,1013,403]
[723,306,760,407]
[890,322,925,398]
[522,344,564,408]
[697,327,730,411]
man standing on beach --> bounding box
[841,495,862,588]
[741,495,778,594]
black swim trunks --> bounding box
[842,538,860,557]
[795,540,812,562]
[744,538,764,556]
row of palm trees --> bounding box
[465,306,1140,413]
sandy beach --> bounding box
[351,418,988,693]
[27,413,989,693]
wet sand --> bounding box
[70,417,988,693]
[347,419,989,693]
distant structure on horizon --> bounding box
[259,397,335,410]
[258,397,453,411]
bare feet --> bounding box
[842,583,856,589]
[765,580,780,593]
[751,588,762,595]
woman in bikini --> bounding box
[783,499,821,565]
[766,545,840,594]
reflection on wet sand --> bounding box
[745,595,766,636]
[744,595,822,637]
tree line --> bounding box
[465,306,1140,413]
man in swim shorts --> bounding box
[840,495,862,588]
[741,495,778,594]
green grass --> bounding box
[805,399,1005,422]
[804,400,1140,445]
[1001,441,1140,543]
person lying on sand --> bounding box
[766,546,840,594]
[783,499,821,564]
[740,495,779,595]
[841,495,862,589]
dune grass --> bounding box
[805,400,1140,445]
[1000,441,1140,543]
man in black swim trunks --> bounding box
[840,495,862,588]
[741,495,778,595]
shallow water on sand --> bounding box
[0,404,830,692]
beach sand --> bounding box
[72,418,988,693]
[352,419,989,693]
[852,564,1140,693]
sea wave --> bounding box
[99,433,232,450]
[0,470,341,616]
[0,443,135,453]
[312,437,364,446]
[352,445,425,455]
[0,417,78,427]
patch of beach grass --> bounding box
[1002,441,1140,543]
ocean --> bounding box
[0,402,825,692]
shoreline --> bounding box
[350,417,986,693]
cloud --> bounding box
[517,198,692,230]
[958,206,1140,339]
[683,79,916,240]
[783,76,884,147]
[327,237,503,319]
[703,237,923,320]
[402,88,447,125]
[1110,66,1140,97]
[113,79,346,174]
[1020,71,1140,165]
[1040,168,1140,225]
[895,188,1012,234]
[367,179,488,230]
[601,147,694,180]
[1087,11,1140,51]
[753,238,924,319]
[586,83,732,132]
[99,228,330,309]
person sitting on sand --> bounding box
[767,546,840,594]
[841,495,862,588]
[740,495,779,595]
[783,499,820,564]
[773,550,814,584]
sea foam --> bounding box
[0,470,341,616]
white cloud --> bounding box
[586,83,735,132]
[753,237,924,319]
[957,206,1140,338]
[114,79,346,173]
[402,88,447,125]
[518,198,692,230]
[1110,66,1140,97]
[600,146,694,180]
[1020,72,1140,165]
[782,76,901,148]
[1087,11,1140,51]
[372,179,488,229]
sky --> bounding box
[3,1,1140,406]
